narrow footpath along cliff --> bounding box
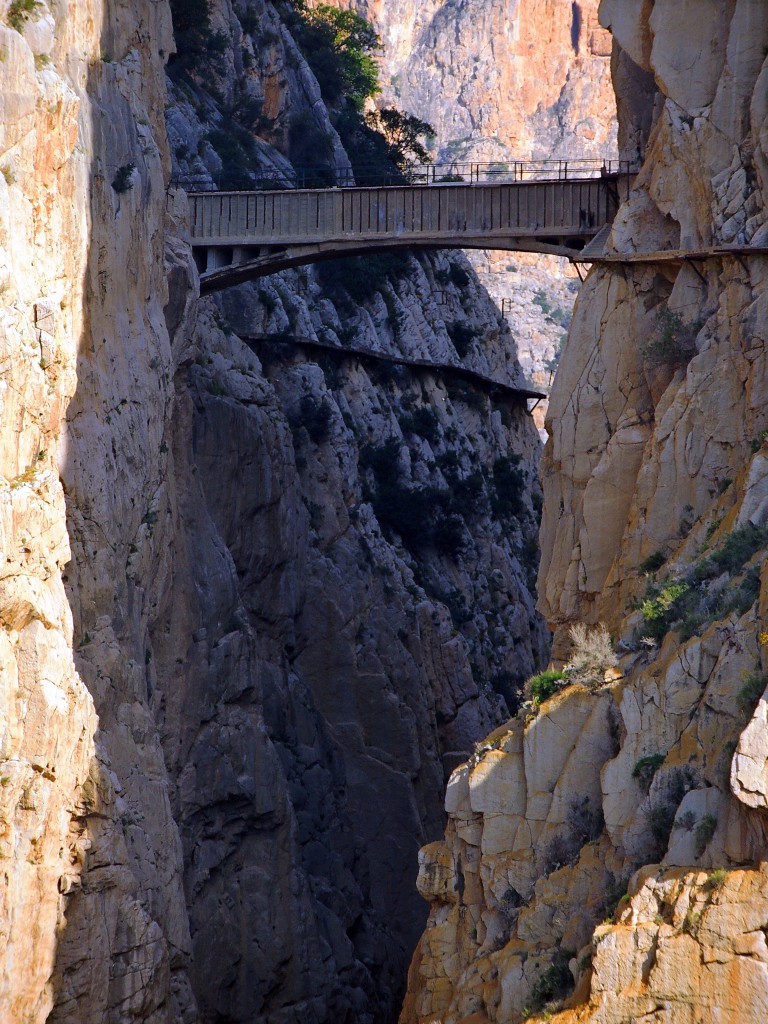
[401,1,768,1022]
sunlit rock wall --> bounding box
[402,2,768,1021]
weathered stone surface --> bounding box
[2,0,554,1021]
[401,2,768,1021]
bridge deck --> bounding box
[189,176,628,291]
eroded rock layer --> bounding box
[402,2,768,1022]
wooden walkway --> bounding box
[241,334,545,405]
[190,174,630,293]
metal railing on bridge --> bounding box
[185,159,635,290]
[173,158,632,194]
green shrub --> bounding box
[398,407,440,446]
[445,377,486,411]
[318,252,410,304]
[490,669,525,714]
[704,523,768,577]
[640,550,667,574]
[290,395,333,444]
[567,795,604,847]
[363,107,435,175]
[645,767,695,860]
[168,0,222,78]
[549,306,572,330]
[447,261,471,288]
[602,873,630,921]
[647,801,677,853]
[694,814,717,858]
[544,334,566,377]
[287,111,335,179]
[640,580,692,639]
[333,107,407,184]
[443,588,473,626]
[705,867,728,891]
[738,671,767,716]
[7,0,41,33]
[169,0,210,35]
[644,308,702,366]
[287,2,380,110]
[112,163,136,193]
[446,320,476,357]
[529,947,575,1012]
[639,524,768,642]
[205,124,263,189]
[369,359,407,389]
[360,440,466,558]
[491,455,525,520]
[527,669,566,706]
[632,753,665,791]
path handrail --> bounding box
[174,157,634,194]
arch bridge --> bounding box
[188,162,632,294]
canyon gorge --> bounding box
[0,2,767,1024]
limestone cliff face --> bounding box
[1,1,549,1022]
[402,2,768,1022]
[339,0,615,164]
[0,1,183,1020]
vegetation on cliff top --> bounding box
[637,521,768,642]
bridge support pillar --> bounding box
[206,247,235,272]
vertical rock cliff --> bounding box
[1,1,550,1022]
[0,0,183,1019]
[402,1,768,1022]
[338,0,616,165]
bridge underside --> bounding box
[196,234,594,294]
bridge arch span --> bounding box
[188,175,630,294]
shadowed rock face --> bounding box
[401,2,768,1022]
[0,1,550,1023]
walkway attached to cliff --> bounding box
[240,333,546,406]
[187,160,632,293]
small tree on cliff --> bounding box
[286,0,381,109]
[364,108,435,174]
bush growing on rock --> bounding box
[638,523,768,642]
[527,946,575,1015]
[288,395,333,445]
[526,669,566,706]
[359,440,468,558]
[694,814,717,858]
[632,753,665,791]
[490,455,525,520]
[285,1,381,110]
[645,766,697,861]
[738,671,767,717]
[446,320,477,357]
[644,308,702,366]
[566,622,618,688]
[7,0,41,32]
[318,252,411,304]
